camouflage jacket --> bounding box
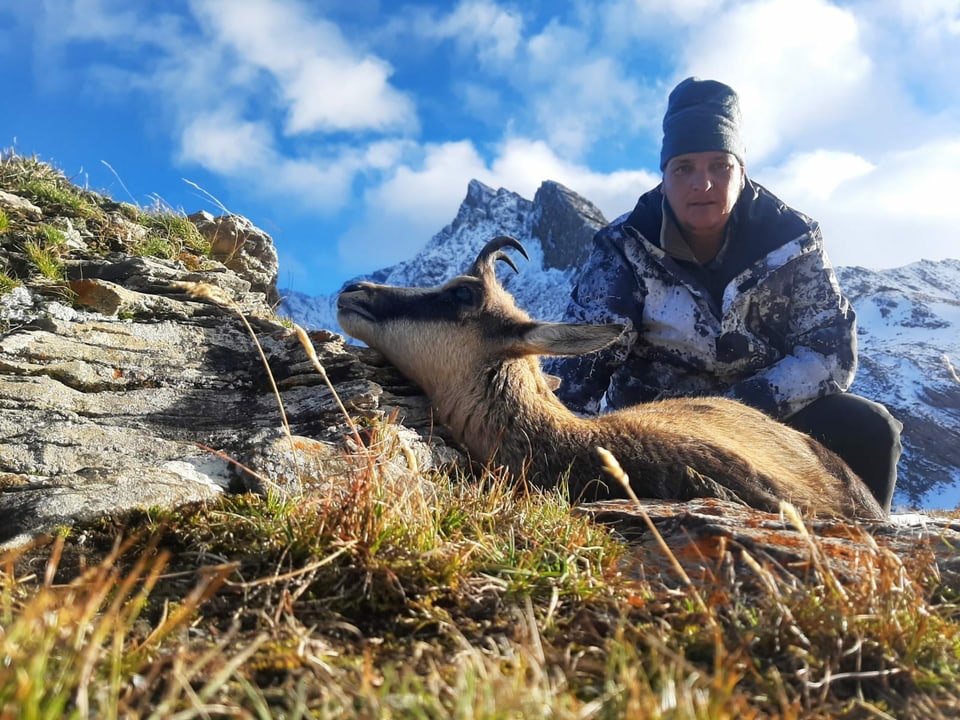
[548,178,857,420]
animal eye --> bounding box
[448,285,476,304]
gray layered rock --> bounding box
[0,207,456,547]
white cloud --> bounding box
[677,0,872,161]
[189,0,417,135]
[525,19,589,77]
[179,112,413,213]
[524,47,652,158]
[361,140,413,172]
[486,137,654,217]
[33,0,180,44]
[431,10,664,161]
[851,0,960,118]
[269,156,361,212]
[829,139,960,222]
[757,139,960,268]
[374,141,488,219]
[334,136,657,274]
[598,0,728,36]
[887,0,960,35]
[179,111,274,174]
[415,0,523,66]
[757,150,875,202]
[336,141,489,270]
[283,56,416,135]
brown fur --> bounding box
[337,236,885,521]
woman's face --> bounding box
[662,152,744,241]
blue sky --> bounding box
[2,0,959,296]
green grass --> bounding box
[0,149,65,190]
[23,225,68,281]
[0,269,20,295]
[0,149,212,267]
[0,149,100,220]
[23,241,63,281]
[16,179,96,218]
[0,209,9,234]
[136,208,211,259]
[34,223,67,248]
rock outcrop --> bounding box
[532,180,607,271]
[0,181,457,547]
[577,499,960,594]
[189,210,281,307]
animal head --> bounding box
[336,236,624,394]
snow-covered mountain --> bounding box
[281,179,605,334]
[836,261,960,507]
[280,179,960,509]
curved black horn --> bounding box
[469,235,529,277]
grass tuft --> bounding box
[0,534,235,718]
[24,240,64,281]
[0,269,19,294]
[0,150,100,220]
[136,208,210,259]
[17,179,96,218]
[0,149,66,190]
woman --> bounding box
[549,77,901,512]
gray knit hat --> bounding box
[660,77,745,169]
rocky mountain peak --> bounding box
[532,180,607,270]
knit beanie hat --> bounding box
[660,77,745,169]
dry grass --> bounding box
[3,454,959,718]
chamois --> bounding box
[337,236,885,521]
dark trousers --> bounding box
[784,393,902,513]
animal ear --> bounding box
[518,322,625,356]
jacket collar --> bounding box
[659,196,698,262]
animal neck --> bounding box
[430,356,587,478]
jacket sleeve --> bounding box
[547,227,640,415]
[725,244,857,419]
